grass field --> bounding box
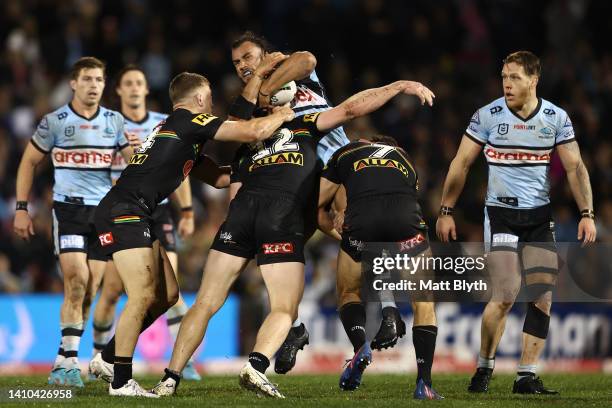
[1,373,611,407]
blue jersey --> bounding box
[293,70,350,164]
[31,104,127,206]
[111,111,168,203]
[465,97,575,209]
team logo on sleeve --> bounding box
[490,106,503,115]
[192,113,217,126]
[470,111,480,125]
[303,112,320,123]
[39,117,49,130]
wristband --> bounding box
[228,95,256,120]
[580,209,594,219]
[181,206,193,212]
[16,201,28,211]
[439,206,453,216]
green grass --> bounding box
[1,373,611,407]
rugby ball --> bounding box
[269,81,297,106]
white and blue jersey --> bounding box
[31,103,128,206]
[111,110,168,204]
[465,97,575,209]
[292,70,350,164]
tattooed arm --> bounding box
[556,140,597,245]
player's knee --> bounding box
[66,278,87,304]
[523,302,550,339]
[497,300,515,314]
[195,297,223,316]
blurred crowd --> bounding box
[0,0,610,349]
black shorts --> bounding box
[52,201,108,261]
[210,190,305,266]
[341,195,429,262]
[152,203,176,252]
[93,190,154,257]
[484,204,555,253]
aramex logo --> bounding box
[484,147,551,163]
[262,242,294,254]
[52,148,114,168]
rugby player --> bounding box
[151,79,434,398]
[90,65,201,380]
[13,57,133,387]
[88,72,294,397]
[319,135,442,399]
[229,31,407,372]
[436,51,596,394]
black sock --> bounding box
[413,325,437,386]
[162,368,182,387]
[248,352,270,374]
[291,323,305,337]
[339,303,366,353]
[112,356,132,389]
[101,312,156,364]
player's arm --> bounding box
[317,177,342,240]
[315,80,435,133]
[14,142,47,240]
[119,144,135,162]
[190,156,231,189]
[229,182,242,201]
[435,135,482,242]
[214,106,294,143]
[259,51,317,105]
[238,52,289,106]
[556,140,596,245]
[170,176,194,239]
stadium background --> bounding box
[0,0,610,375]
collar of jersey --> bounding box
[68,102,101,121]
[505,97,542,123]
[123,111,150,125]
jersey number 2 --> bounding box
[251,128,298,161]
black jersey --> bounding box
[322,141,419,202]
[231,112,325,201]
[114,108,222,212]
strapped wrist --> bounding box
[439,206,454,216]
[16,201,28,212]
[580,209,594,219]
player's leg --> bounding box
[55,251,90,387]
[335,245,374,392]
[92,261,123,356]
[153,250,248,396]
[513,243,558,394]
[238,261,303,399]
[407,247,443,400]
[468,249,521,392]
[163,249,201,380]
[106,242,178,396]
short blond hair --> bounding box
[169,72,210,105]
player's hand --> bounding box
[125,131,141,148]
[177,213,195,239]
[399,81,435,106]
[577,217,596,247]
[14,211,35,241]
[436,215,456,242]
[272,105,295,122]
[255,52,288,80]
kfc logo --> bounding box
[398,233,425,252]
[262,242,294,254]
[98,232,114,246]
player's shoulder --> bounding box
[45,104,71,125]
[148,110,168,121]
[478,96,507,117]
[99,106,125,124]
[332,141,366,161]
[539,98,569,121]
